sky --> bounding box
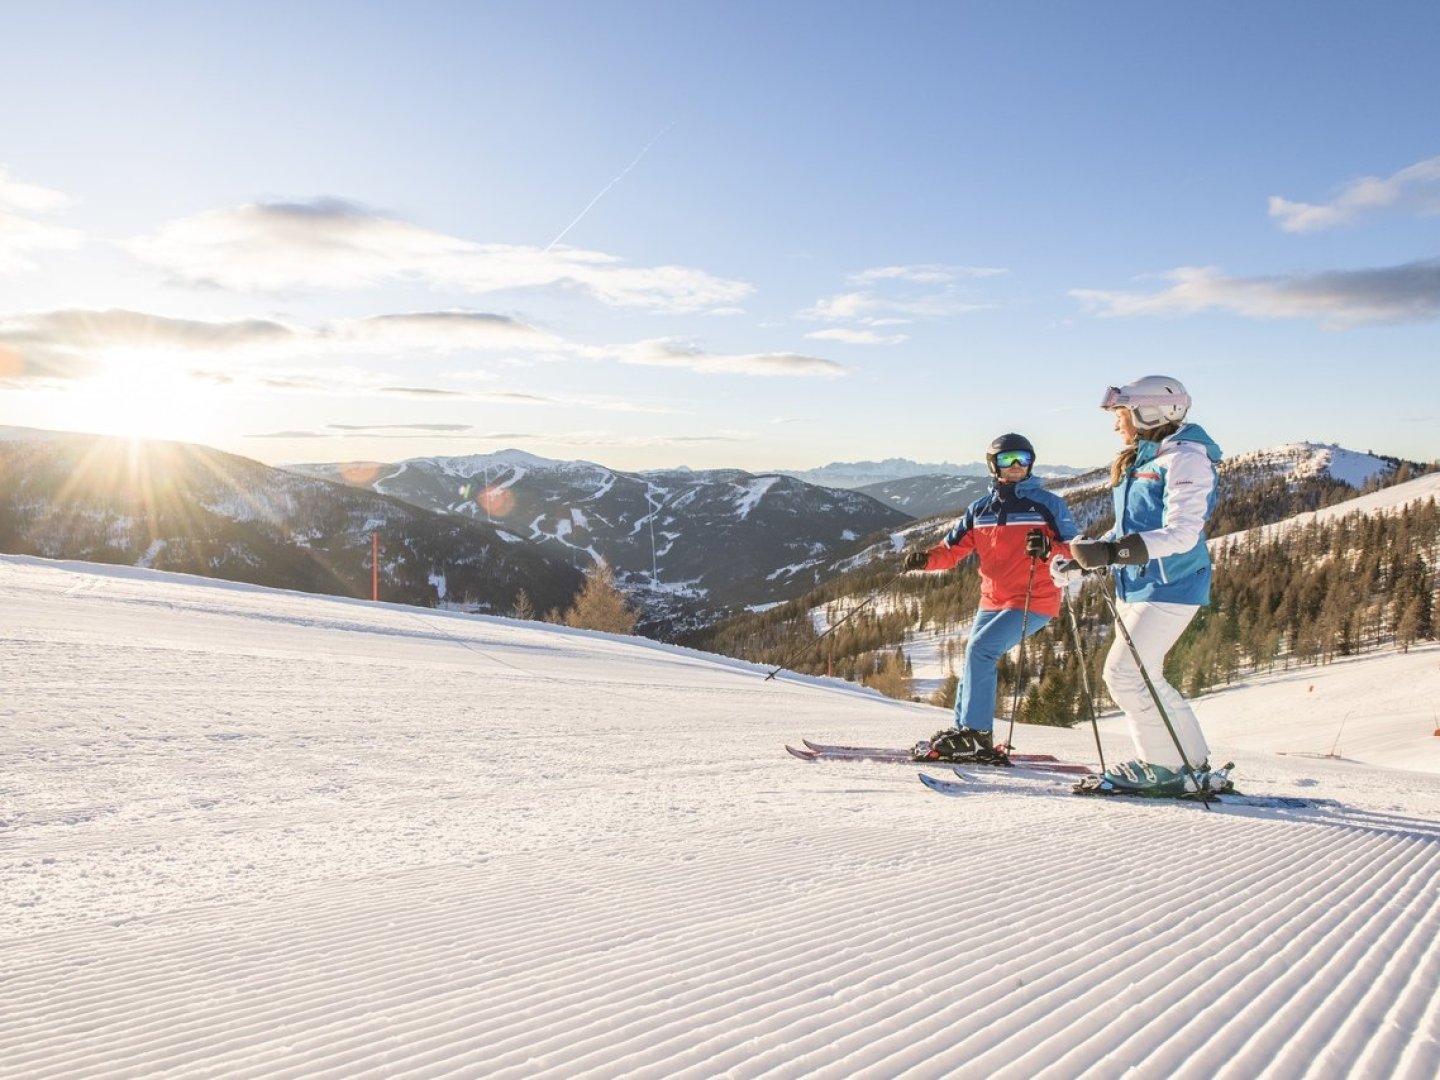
[1,0,1438,474]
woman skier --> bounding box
[1067,375,1226,795]
[901,433,1079,764]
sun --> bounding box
[59,357,224,445]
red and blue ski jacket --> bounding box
[921,476,1079,617]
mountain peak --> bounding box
[1228,442,1399,488]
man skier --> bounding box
[901,433,1079,764]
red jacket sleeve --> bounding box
[925,530,976,572]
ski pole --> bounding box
[763,568,906,681]
[1003,555,1039,751]
[1061,584,1106,774]
[1100,585,1211,808]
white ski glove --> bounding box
[1050,555,1086,596]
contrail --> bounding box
[544,122,674,252]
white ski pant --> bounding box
[1102,600,1210,769]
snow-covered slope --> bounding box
[1214,469,1440,553]
[1226,440,1402,489]
[4,554,1439,1078]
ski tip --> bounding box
[918,771,968,797]
[785,744,818,761]
[802,738,823,752]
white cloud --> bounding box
[803,328,909,346]
[800,289,992,322]
[0,307,570,386]
[128,198,753,312]
[1269,157,1440,233]
[0,308,297,382]
[848,263,1006,285]
[801,291,876,321]
[0,168,83,274]
[336,312,562,352]
[601,338,847,377]
[1071,259,1440,327]
[801,263,1003,325]
[252,427,749,450]
[0,307,840,402]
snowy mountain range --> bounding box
[0,429,584,618]
[851,473,995,519]
[287,448,911,629]
[773,455,1090,489]
[0,428,1428,638]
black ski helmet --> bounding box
[986,433,1035,478]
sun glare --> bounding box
[61,359,223,445]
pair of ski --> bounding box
[788,738,1325,809]
[786,738,1091,775]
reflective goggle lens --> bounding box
[995,450,1034,469]
[1100,386,1124,409]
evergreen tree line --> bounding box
[690,559,982,688]
[692,496,1440,730]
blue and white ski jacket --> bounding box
[1104,423,1222,605]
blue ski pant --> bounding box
[954,606,1052,733]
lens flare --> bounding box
[458,483,515,516]
[340,462,386,486]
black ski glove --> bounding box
[902,549,930,571]
[1070,534,1149,569]
[1024,529,1051,559]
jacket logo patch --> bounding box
[1133,471,1161,480]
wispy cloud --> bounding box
[1269,157,1440,233]
[0,308,296,382]
[242,371,672,412]
[597,338,847,377]
[0,168,84,274]
[0,307,846,396]
[847,264,1006,285]
[328,423,473,432]
[1071,259,1440,327]
[802,263,1003,325]
[249,427,743,449]
[803,327,909,346]
[128,198,752,312]
[0,169,72,214]
[342,312,562,352]
[0,307,567,386]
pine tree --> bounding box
[864,648,914,701]
[564,563,638,634]
[511,588,535,621]
[930,673,959,710]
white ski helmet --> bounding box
[1101,375,1191,430]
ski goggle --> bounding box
[1101,385,1172,410]
[994,449,1035,469]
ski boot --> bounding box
[912,727,1012,766]
[1076,760,1236,798]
